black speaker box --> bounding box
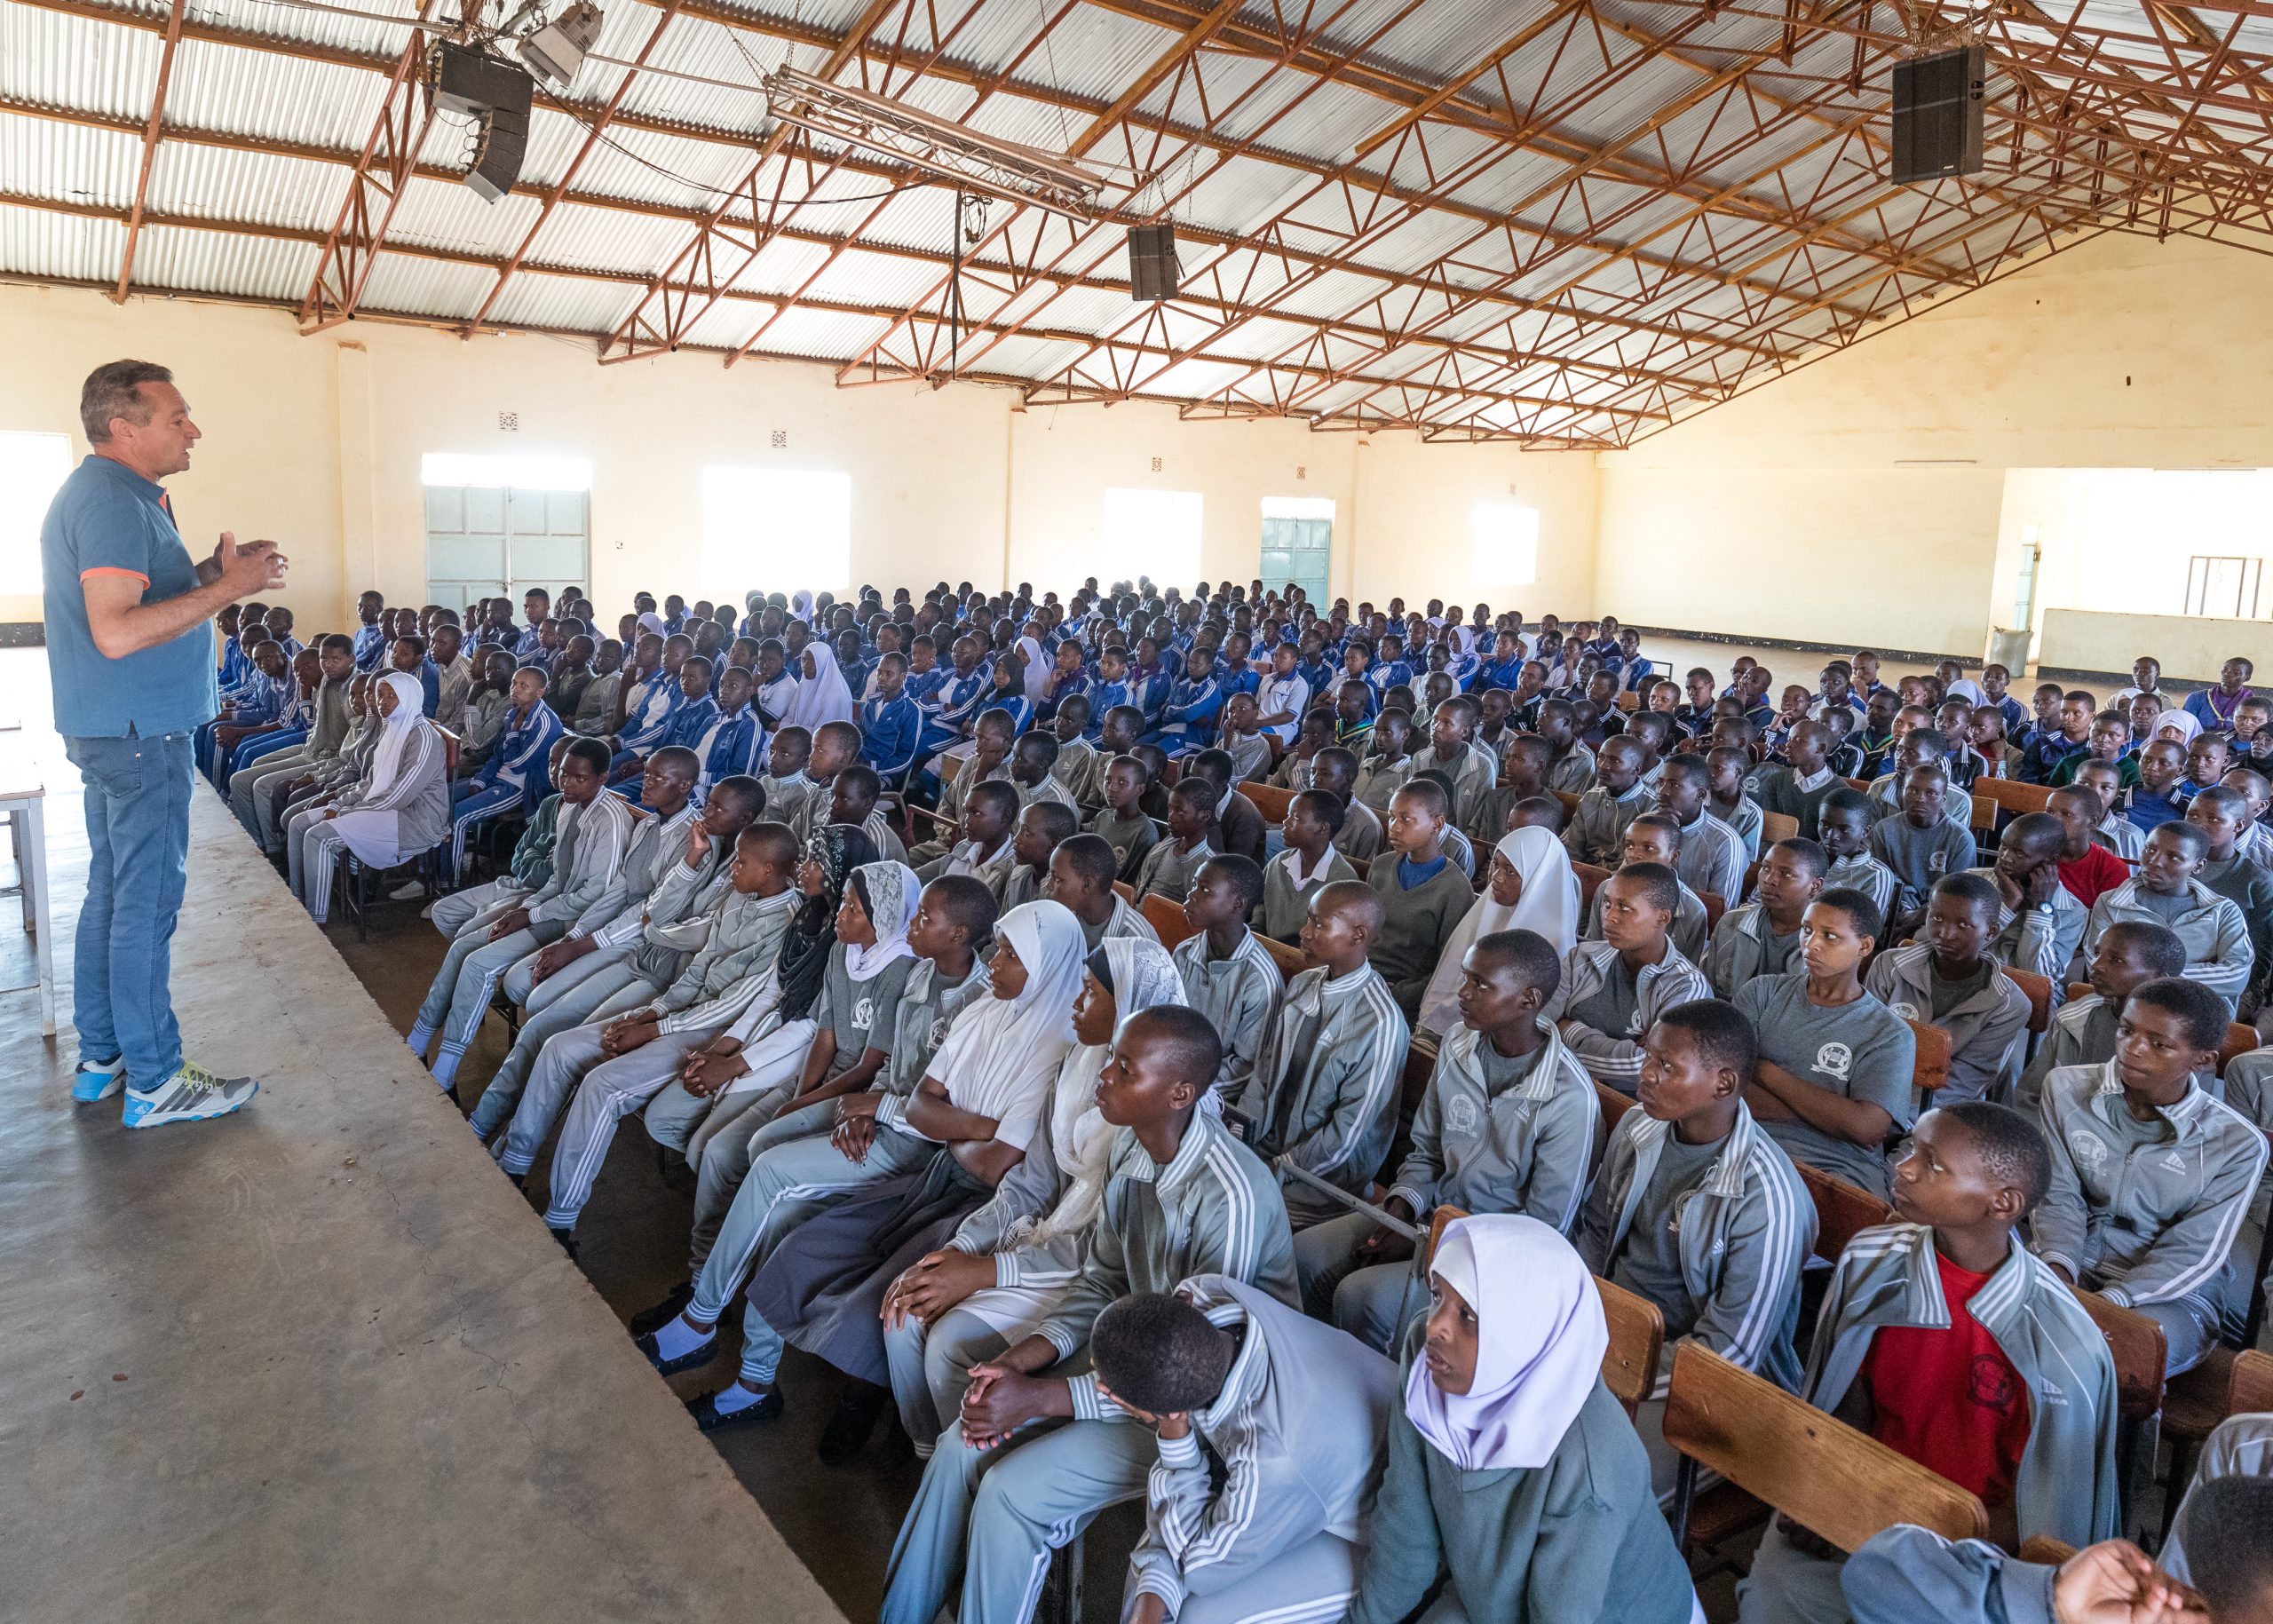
[1128,223,1179,302]
[1891,45,1985,185]
[465,105,528,204]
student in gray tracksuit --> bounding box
[1738,1219,2120,1624]
[411,745,633,1089]
[1547,873,1713,1094]
[471,808,741,1141]
[2012,919,2188,1115]
[2033,1009,2269,1374]
[1169,870,1284,1107]
[1232,888,1408,1229]
[1865,936,2032,1107]
[533,837,807,1235]
[1835,1525,2111,1624]
[2215,1045,2273,1328]
[1301,1010,1598,1353]
[878,1031,1299,1624]
[2080,822,2254,1013]
[1560,747,1650,867]
[2163,1410,2273,1585]
[1966,813,2086,984]
[1098,1277,1395,1624]
[1704,837,1826,999]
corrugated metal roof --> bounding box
[0,0,2255,443]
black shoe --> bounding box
[688,1387,782,1432]
[549,1225,578,1261]
[816,1385,890,1466]
[636,1325,718,1376]
[629,1281,694,1335]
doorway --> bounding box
[1261,497,1334,606]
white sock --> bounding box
[651,1313,714,1361]
[712,1381,767,1415]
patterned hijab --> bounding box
[844,860,920,981]
[778,823,877,1021]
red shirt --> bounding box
[1861,1248,2031,1508]
[2057,843,2129,909]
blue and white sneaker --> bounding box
[123,1063,259,1129]
[72,1054,125,1103]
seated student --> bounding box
[1233,880,1408,1229]
[856,651,920,785]
[918,778,1019,899]
[1152,645,1224,754]
[1707,836,1828,998]
[1412,696,1496,837]
[2185,654,2256,733]
[406,738,633,1089]
[1819,704,1866,781]
[2034,977,2268,1377]
[1045,831,1159,951]
[1414,824,1580,1033]
[1969,705,2015,781]
[1742,1106,2120,1624]
[911,706,1014,860]
[290,669,451,926]
[2082,820,2254,1014]
[1263,789,1357,940]
[1474,729,1551,844]
[1863,726,1963,825]
[1184,749,1266,864]
[1009,730,1076,818]
[2182,733,2237,811]
[1548,862,1712,1092]
[830,764,907,864]
[1578,1000,1817,1493]
[446,664,566,872]
[2047,783,2133,908]
[2190,784,2273,1003]
[517,826,815,1246]
[1652,750,1746,904]
[877,1005,1299,1624]
[1581,812,1711,961]
[1750,719,1843,841]
[1366,780,1477,1019]
[1866,874,2031,1108]
[2049,709,2141,795]
[1814,786,1898,921]
[1332,677,1376,751]
[2069,758,2147,865]
[1351,708,1418,820]
[1303,928,1598,1350]
[1086,751,1160,883]
[752,724,814,832]
[1046,693,1101,806]
[997,801,1078,913]
[2119,737,2192,836]
[1562,735,1651,866]
[2016,688,2091,787]
[1975,810,2088,983]
[1171,856,1283,1105]
[1707,742,1766,862]
[2017,921,2187,1113]
[1267,708,1336,792]
[650,898,1086,1430]
[876,938,1190,1456]
[1737,888,1918,1198]
[789,719,863,843]
[1134,777,1220,905]
[1213,690,1272,788]
[1088,1280,1394,1624]
[656,862,993,1309]
[696,664,769,796]
[1347,1215,1699,1624]
[2235,693,2273,770]
[2226,765,2273,867]
[1312,745,1384,862]
[1869,762,1979,935]
[1536,697,1597,795]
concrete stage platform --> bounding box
[0,768,844,1623]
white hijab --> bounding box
[637,611,669,638]
[790,590,814,622]
[1017,633,1049,705]
[923,899,1086,1121]
[1416,826,1581,1036]
[1406,1215,1608,1472]
[781,645,855,732]
[364,671,429,797]
[1022,938,1188,1248]
[845,860,920,981]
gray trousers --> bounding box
[283,804,329,897]
[537,1022,722,1232]
[421,922,560,1088]
[879,1409,1149,1624]
[230,746,313,846]
[1735,1519,1847,1624]
[2136,1293,2221,1377]
[644,1018,821,1270]
[885,1305,1011,1456]
[1292,1211,1430,1354]
[1125,1532,1360,1624]
[481,974,657,1147]
[685,1126,934,1383]
[464,948,645,1138]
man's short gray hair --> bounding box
[81,360,174,443]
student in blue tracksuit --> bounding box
[1129,638,1173,733]
[1366,636,1414,702]
[660,656,719,752]
[448,665,563,874]
[610,646,684,776]
[690,665,764,794]
[1084,646,1136,741]
[860,652,922,785]
[351,590,388,672]
[978,657,1033,738]
[917,636,990,758]
[1152,646,1225,754]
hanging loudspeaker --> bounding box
[1128,223,1178,302]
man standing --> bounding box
[43,360,285,1127]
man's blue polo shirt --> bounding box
[42,455,218,739]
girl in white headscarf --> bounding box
[295,670,450,923]
[781,643,856,733]
[1343,1214,1700,1624]
[878,935,1189,1451]
[790,589,815,624]
[1416,825,1581,1038]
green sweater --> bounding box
[1347,1356,1696,1624]
[1366,854,1477,1019]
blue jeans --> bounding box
[67,732,195,1089]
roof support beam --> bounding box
[113,0,188,304]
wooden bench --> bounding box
[1700,889,1726,933]
[1140,892,1195,947]
[1663,1341,1989,1555]
[2076,1287,2168,1534]
[1906,1018,1952,1104]
[1113,880,1137,904]
[1977,778,2055,820]
[2004,967,2055,1036]
[1761,811,1800,847]
[1969,792,1997,835]
[1244,781,1294,822]
[1796,1161,1894,1264]
[1574,860,1611,913]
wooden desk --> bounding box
[0,737,54,1035]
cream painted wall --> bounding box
[1596,229,2273,658]
[0,279,1605,635]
